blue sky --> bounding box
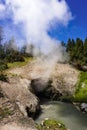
[49,0,87,42]
[0,0,87,44]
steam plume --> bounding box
[3,0,72,54]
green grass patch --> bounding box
[36,119,67,130]
[74,71,87,102]
[7,57,34,69]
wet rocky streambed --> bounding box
[35,100,87,130]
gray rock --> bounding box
[81,103,87,112]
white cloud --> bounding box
[0,4,5,11]
[0,3,5,18]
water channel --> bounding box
[36,101,87,130]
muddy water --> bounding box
[36,101,87,130]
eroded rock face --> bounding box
[0,76,39,129]
[1,124,37,130]
[0,87,37,130]
[0,76,40,118]
[0,118,37,130]
[52,64,79,95]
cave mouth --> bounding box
[29,78,72,120]
[30,78,62,101]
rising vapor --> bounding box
[1,0,72,55]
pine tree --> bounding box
[83,37,87,64]
[66,38,75,62]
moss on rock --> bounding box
[36,119,68,130]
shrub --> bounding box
[0,60,8,73]
[0,74,8,82]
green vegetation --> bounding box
[0,107,12,119]
[7,57,34,69]
[36,119,67,130]
[0,26,36,81]
[0,26,35,63]
[65,37,87,67]
[0,60,8,72]
[74,71,87,102]
[0,74,8,82]
[0,60,8,82]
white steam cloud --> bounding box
[3,0,72,55]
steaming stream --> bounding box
[35,101,87,130]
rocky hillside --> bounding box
[8,58,79,97]
[52,63,79,96]
[0,58,79,130]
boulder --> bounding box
[0,76,40,118]
[80,103,87,113]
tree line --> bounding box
[0,26,87,73]
[0,26,35,80]
[62,37,87,68]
